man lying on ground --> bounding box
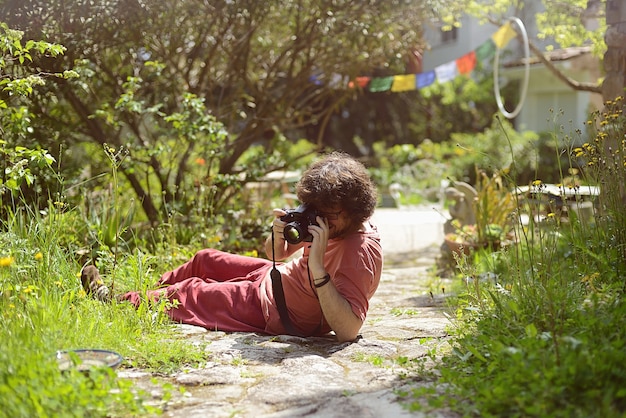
[82,151,383,342]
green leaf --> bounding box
[525,323,538,338]
[466,344,488,363]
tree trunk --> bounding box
[121,168,161,227]
[602,0,626,102]
[602,0,626,207]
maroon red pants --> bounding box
[121,249,273,333]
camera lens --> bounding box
[284,224,311,244]
[284,226,301,244]
[280,204,316,244]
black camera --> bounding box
[280,204,319,244]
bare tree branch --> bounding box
[526,40,602,94]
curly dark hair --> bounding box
[296,152,378,233]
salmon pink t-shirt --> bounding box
[259,223,383,336]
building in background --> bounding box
[421,2,603,134]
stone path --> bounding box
[120,207,459,417]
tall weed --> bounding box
[0,202,206,416]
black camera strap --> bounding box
[270,229,306,337]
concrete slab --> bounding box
[371,206,447,254]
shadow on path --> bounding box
[121,243,459,417]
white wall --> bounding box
[504,58,602,134]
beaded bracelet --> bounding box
[314,273,331,288]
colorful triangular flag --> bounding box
[416,71,436,89]
[328,73,346,88]
[391,74,416,92]
[349,76,371,89]
[492,22,517,49]
[435,61,458,83]
[475,39,496,62]
[368,76,394,92]
[456,51,477,75]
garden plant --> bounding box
[403,102,626,417]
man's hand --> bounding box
[306,215,329,279]
[271,208,287,238]
[264,208,296,261]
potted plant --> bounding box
[444,169,516,257]
[472,169,516,248]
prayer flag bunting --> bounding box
[491,21,517,49]
[416,71,436,89]
[368,76,394,92]
[348,21,519,94]
[456,51,477,75]
[391,74,416,92]
[435,61,458,83]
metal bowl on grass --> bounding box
[56,349,123,372]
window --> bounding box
[441,26,458,43]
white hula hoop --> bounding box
[493,17,530,119]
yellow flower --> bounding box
[23,285,37,294]
[532,180,542,186]
[34,252,43,261]
[0,256,15,267]
[581,272,600,291]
